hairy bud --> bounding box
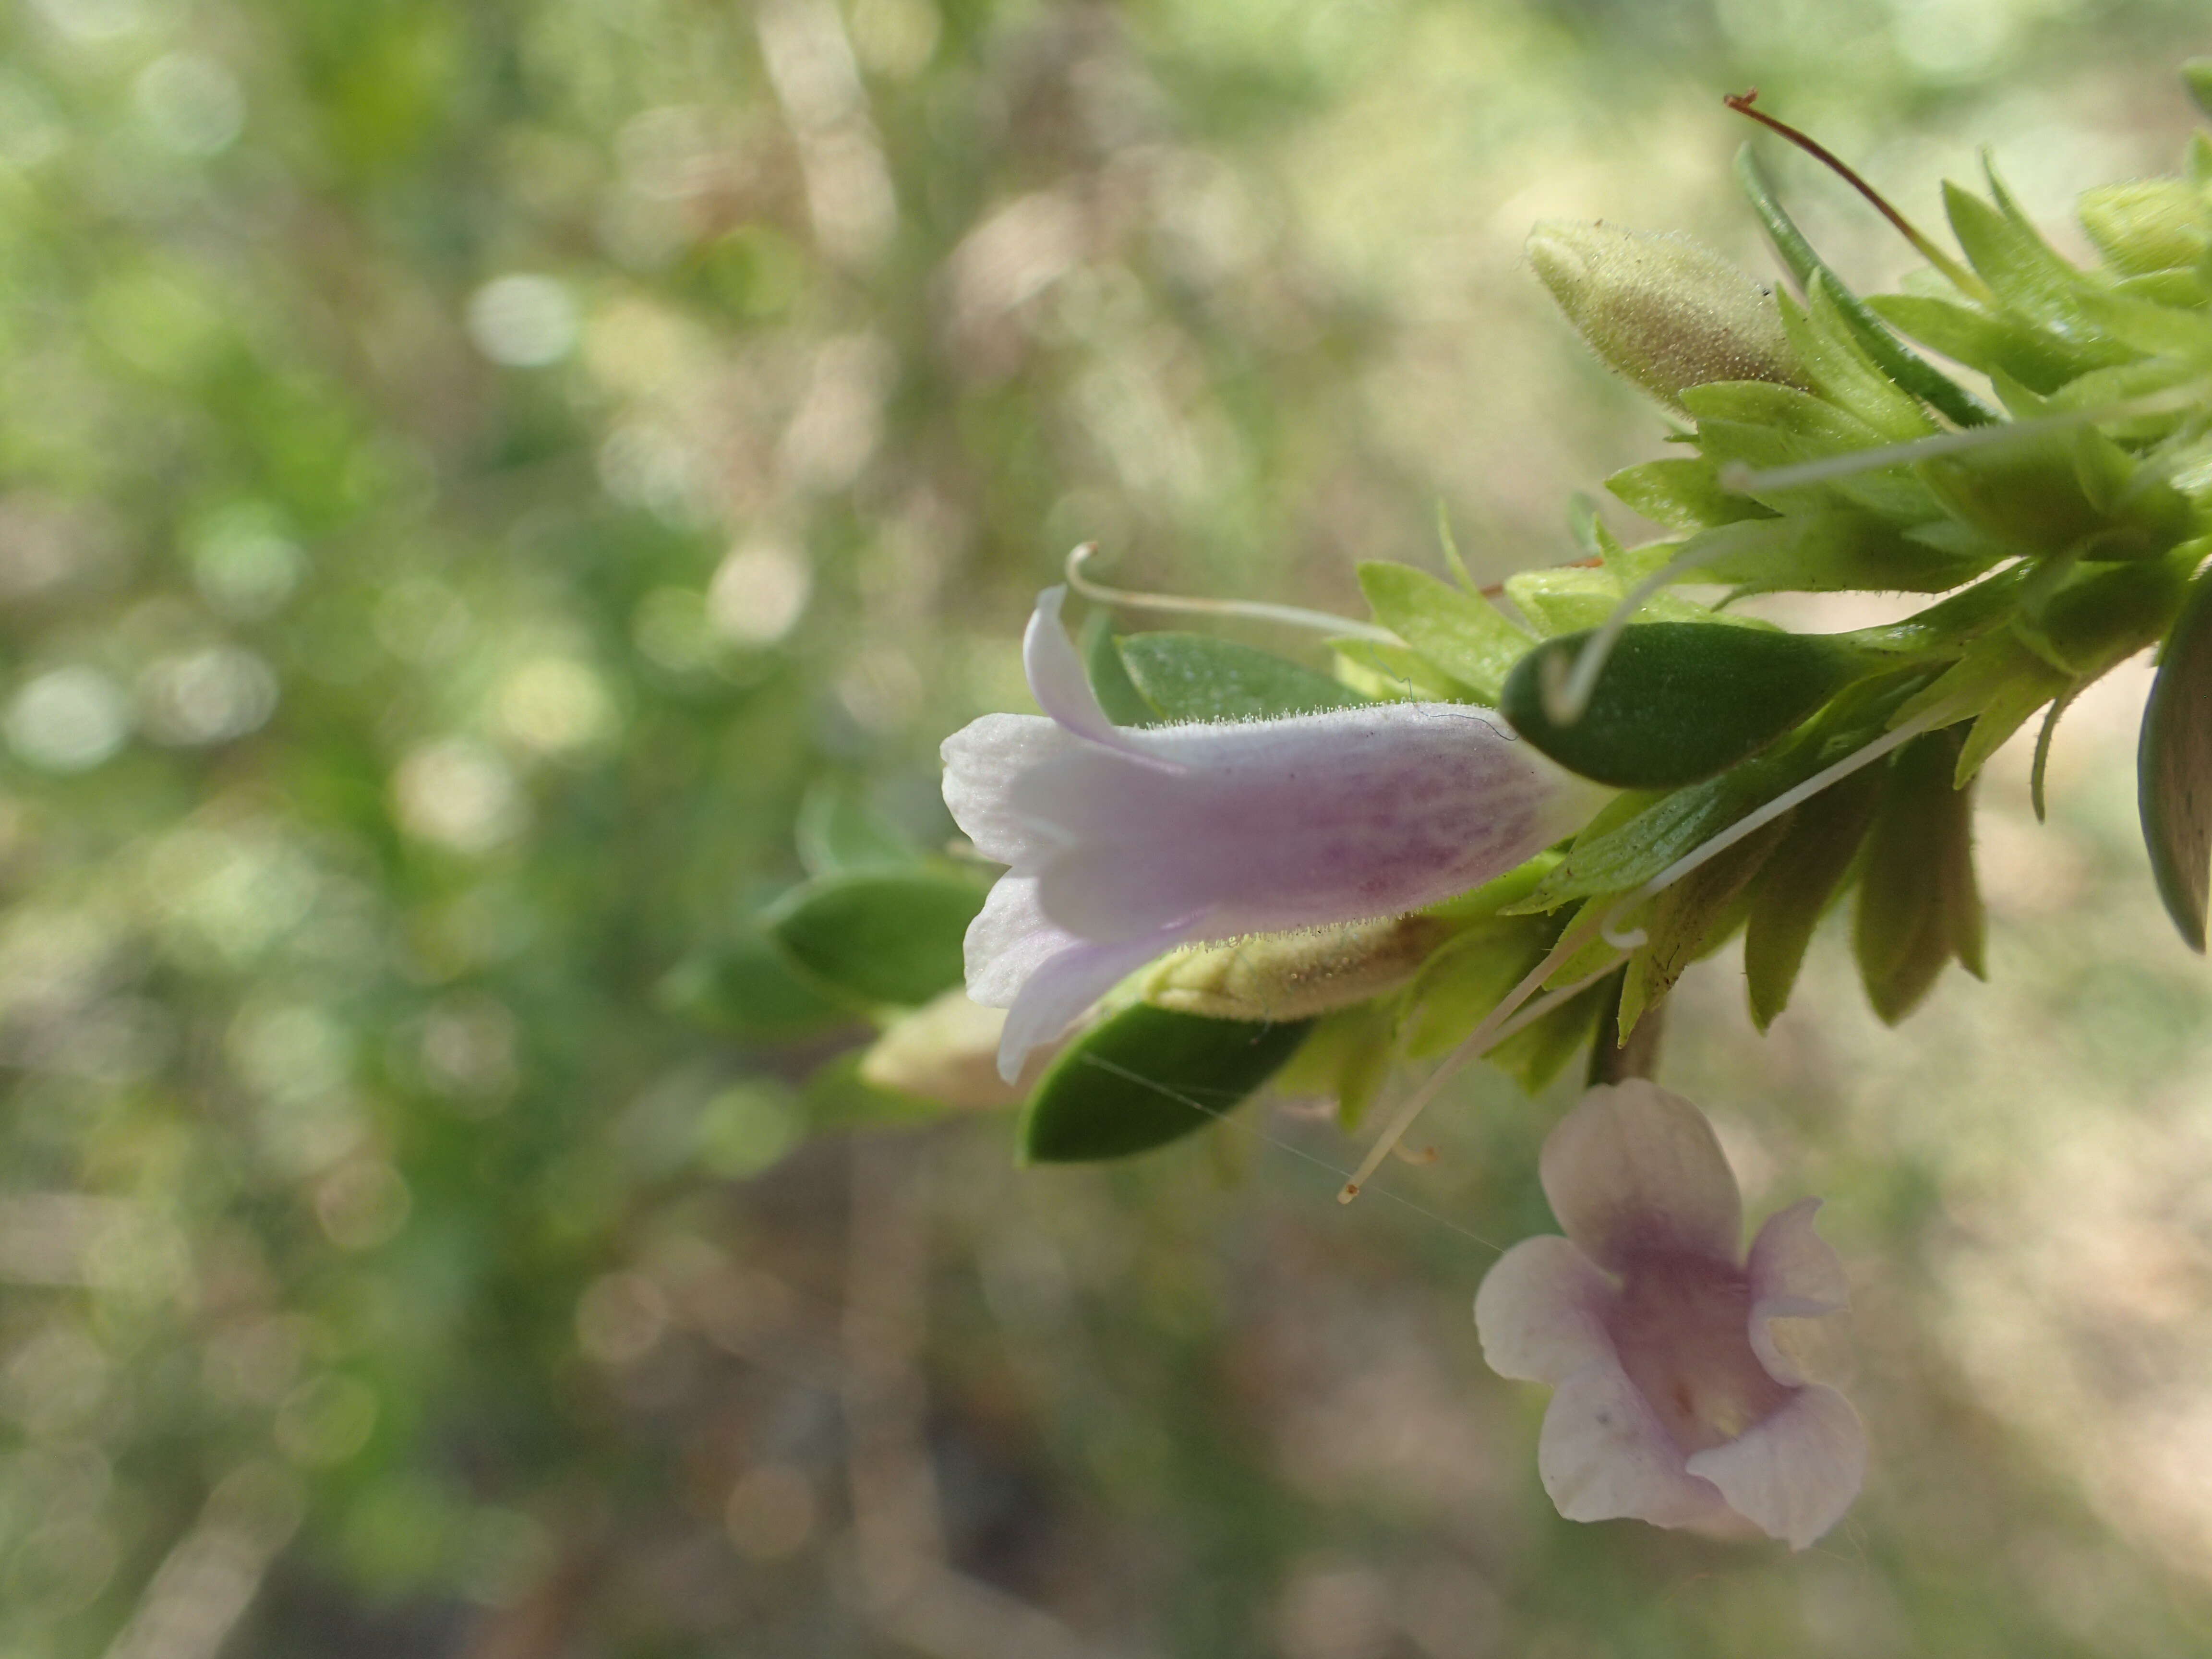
[1527,221,1805,412]
[1141,915,1448,1022]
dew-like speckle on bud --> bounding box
[1527,221,1804,412]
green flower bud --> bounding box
[1142,915,1448,1022]
[2078,180,2211,276]
[1527,221,1805,412]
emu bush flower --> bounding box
[1475,1081,1864,1549]
[941,588,1608,1079]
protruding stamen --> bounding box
[1064,544,1400,643]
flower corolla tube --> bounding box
[940,587,1609,1079]
[1475,1081,1865,1549]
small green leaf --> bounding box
[1357,562,1532,702]
[2188,57,2212,118]
[1115,631,1368,722]
[1606,456,1775,532]
[1734,146,1995,428]
[1776,285,1938,443]
[1331,637,1466,700]
[1400,920,1555,1059]
[657,935,860,1042]
[1944,175,2090,322]
[765,870,990,1007]
[1864,293,2116,396]
[1502,623,1865,789]
[1684,510,1994,598]
[1084,615,1161,726]
[1684,380,1939,522]
[1617,812,1794,1034]
[1853,727,1985,1023]
[1019,1005,1313,1162]
[796,778,918,876]
[2140,562,2212,951]
[1742,766,1886,1030]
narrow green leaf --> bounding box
[1742,766,1886,1030]
[1864,293,2118,395]
[1115,632,1369,722]
[1018,1005,1313,1162]
[765,870,990,1007]
[1733,145,1995,428]
[1502,623,1866,789]
[1617,812,1794,1034]
[1684,380,1940,521]
[1358,561,1532,702]
[1776,285,1937,443]
[1607,456,1775,532]
[1945,176,2088,322]
[1853,727,1985,1023]
[1084,615,1163,727]
[2140,562,2212,951]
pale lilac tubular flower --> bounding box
[941,587,1608,1080]
[1475,1081,1865,1549]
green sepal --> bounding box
[1852,726,1985,1024]
[2188,57,2212,118]
[764,869,991,1008]
[1084,614,1162,726]
[1742,765,1886,1031]
[2139,559,2212,951]
[1017,1005,1313,1162]
[1891,629,2070,788]
[2014,554,2191,678]
[1684,380,1939,521]
[1865,292,2119,395]
[1617,811,1794,1035]
[1501,623,1867,789]
[1944,171,2092,324]
[1357,561,1532,702]
[1606,456,1776,532]
[1734,145,1995,427]
[1776,283,1938,443]
[1116,632,1370,722]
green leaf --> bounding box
[1501,623,1866,789]
[1742,766,1886,1030]
[1400,919,1555,1059]
[1357,562,1532,702]
[1114,632,1368,722]
[765,869,990,1007]
[1502,566,1725,636]
[1684,510,1995,598]
[1606,456,1775,533]
[795,778,918,876]
[1891,629,2069,788]
[2080,180,2212,276]
[1487,975,1607,1094]
[1944,175,2091,323]
[1330,637,1466,700]
[1864,293,2117,395]
[1733,145,1995,428]
[2188,57,2212,118]
[1018,1005,1313,1162]
[1084,615,1162,726]
[1617,811,1794,1034]
[1853,727,1985,1023]
[2140,561,2212,951]
[656,935,860,1042]
[1776,285,1938,443]
[1683,380,1939,522]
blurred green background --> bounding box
[7,0,2212,1654]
